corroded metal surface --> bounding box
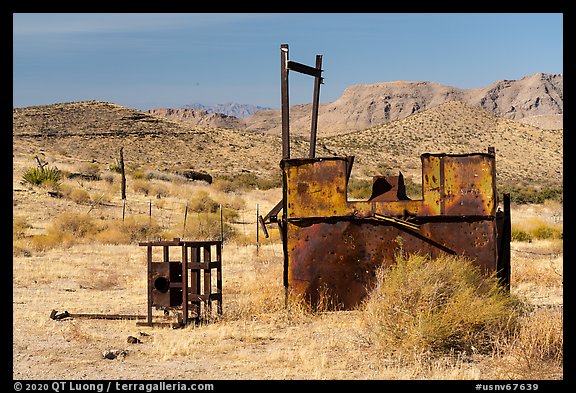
[281,152,509,310]
[271,44,510,311]
[138,238,222,326]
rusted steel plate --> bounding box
[286,218,498,309]
[283,158,350,218]
[282,151,506,310]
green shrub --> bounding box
[531,224,562,240]
[21,165,62,187]
[499,184,563,204]
[511,227,533,242]
[347,177,372,200]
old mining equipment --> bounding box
[138,238,223,326]
[260,44,511,310]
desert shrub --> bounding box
[69,188,91,205]
[132,179,153,196]
[213,172,282,193]
[75,162,101,180]
[494,305,563,378]
[511,218,562,242]
[27,212,99,251]
[499,184,563,204]
[13,217,31,239]
[360,253,519,362]
[347,177,372,200]
[189,190,219,213]
[49,212,101,239]
[531,224,562,240]
[21,165,62,187]
[511,227,533,242]
[131,170,146,180]
[109,163,121,173]
[120,216,163,243]
[163,212,236,242]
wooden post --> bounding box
[256,203,260,255]
[219,204,223,243]
[183,200,188,237]
[119,147,126,200]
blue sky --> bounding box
[13,13,563,111]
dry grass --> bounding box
[12,166,563,380]
[12,107,563,380]
[359,254,521,363]
[13,233,563,380]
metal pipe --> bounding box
[281,44,290,160]
[309,54,322,158]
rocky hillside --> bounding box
[13,100,562,187]
[243,72,563,136]
[319,100,562,186]
[181,102,273,119]
[146,107,245,130]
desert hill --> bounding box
[146,107,245,130]
[242,72,563,136]
[320,100,562,186]
[13,99,562,188]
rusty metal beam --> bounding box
[309,55,323,158]
[287,60,323,78]
[50,310,146,320]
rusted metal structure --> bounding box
[261,44,511,310]
[138,238,222,326]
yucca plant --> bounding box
[21,165,62,186]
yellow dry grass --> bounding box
[12,120,563,381]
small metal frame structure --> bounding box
[138,238,222,326]
[261,44,511,310]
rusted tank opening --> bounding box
[153,276,170,293]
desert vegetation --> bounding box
[13,98,563,381]
[12,153,563,380]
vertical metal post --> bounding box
[204,246,212,317]
[281,44,290,160]
[146,245,153,325]
[183,200,188,237]
[309,54,322,158]
[181,244,188,325]
[216,242,223,315]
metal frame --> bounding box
[262,44,512,310]
[138,238,222,326]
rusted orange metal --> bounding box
[266,44,510,311]
[280,152,510,310]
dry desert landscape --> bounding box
[12,75,563,382]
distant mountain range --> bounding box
[181,102,273,119]
[147,73,562,134]
[243,72,563,135]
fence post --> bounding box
[220,204,224,244]
[256,203,260,254]
[183,200,188,237]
